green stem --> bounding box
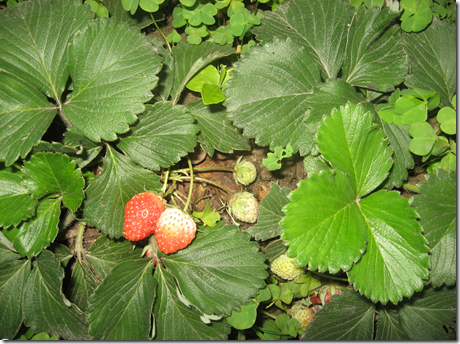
[253,0,260,15]
[174,166,237,174]
[75,222,87,262]
[310,271,348,282]
[150,13,171,53]
[181,176,233,195]
[161,168,170,195]
[183,156,194,213]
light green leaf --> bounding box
[63,17,162,142]
[411,170,456,287]
[84,146,162,238]
[85,235,143,280]
[404,18,456,107]
[394,96,427,125]
[170,41,235,104]
[118,102,198,171]
[317,102,392,197]
[252,0,354,78]
[4,198,61,258]
[186,64,220,92]
[188,100,250,157]
[105,0,153,30]
[224,37,320,155]
[162,223,268,316]
[398,285,456,340]
[22,152,85,212]
[0,171,37,228]
[343,7,407,92]
[88,259,155,340]
[66,259,100,313]
[246,182,291,241]
[153,264,231,340]
[408,121,437,156]
[375,304,410,340]
[302,290,375,340]
[0,72,57,166]
[348,190,430,304]
[201,83,225,105]
[437,106,456,135]
[0,0,93,98]
[0,253,30,340]
[23,250,90,340]
[226,300,258,330]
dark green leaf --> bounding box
[63,127,103,169]
[88,259,155,340]
[375,304,410,340]
[66,259,100,313]
[84,146,162,238]
[23,250,90,340]
[118,102,198,171]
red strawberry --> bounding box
[154,208,197,254]
[123,192,165,241]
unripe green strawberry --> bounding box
[233,156,257,186]
[123,191,166,241]
[270,254,304,280]
[154,208,197,254]
[229,191,259,223]
[289,302,315,330]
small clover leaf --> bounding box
[394,95,427,125]
[226,300,258,330]
[167,29,182,43]
[400,0,433,32]
[408,121,437,156]
[263,144,293,171]
[172,6,187,28]
[437,106,456,135]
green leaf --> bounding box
[63,17,162,142]
[317,103,392,197]
[224,37,320,155]
[139,0,159,12]
[394,96,427,125]
[404,18,456,107]
[408,121,437,156]
[192,203,220,227]
[0,171,37,228]
[263,145,293,171]
[411,170,456,287]
[170,41,235,104]
[22,152,85,212]
[343,7,407,92]
[23,250,90,340]
[88,259,155,340]
[0,253,30,339]
[398,285,456,340]
[66,259,100,313]
[118,102,198,171]
[0,72,57,166]
[302,290,375,340]
[84,146,162,238]
[375,304,410,340]
[0,0,93,99]
[201,83,225,105]
[226,300,258,330]
[84,235,143,280]
[153,264,231,340]
[246,182,291,241]
[348,190,430,304]
[63,127,103,169]
[162,223,268,316]
[186,64,220,92]
[4,198,61,258]
[105,0,154,32]
[188,100,250,157]
[437,106,456,135]
[252,0,355,78]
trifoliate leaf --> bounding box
[188,100,250,156]
[192,203,220,227]
[226,300,258,330]
[66,259,100,313]
[398,285,456,340]
[4,198,61,258]
[88,259,155,340]
[22,152,85,212]
[118,102,198,171]
[411,170,456,287]
[84,235,143,280]
[0,253,30,340]
[437,106,456,135]
[404,18,456,107]
[302,290,376,340]
[252,0,354,79]
[105,0,153,29]
[246,182,290,241]
[408,121,437,156]
[0,73,57,166]
[153,264,231,340]
[348,190,430,304]
[162,223,268,316]
[224,37,320,155]
[0,171,37,228]
[63,17,162,142]
[84,146,162,238]
[23,250,90,340]
[170,41,235,104]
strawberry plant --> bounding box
[0,0,456,340]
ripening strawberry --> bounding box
[154,208,197,254]
[123,192,166,241]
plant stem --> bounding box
[174,166,237,173]
[181,176,233,195]
[183,156,194,213]
[161,168,170,195]
[310,271,349,282]
[75,221,87,262]
[150,13,171,53]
